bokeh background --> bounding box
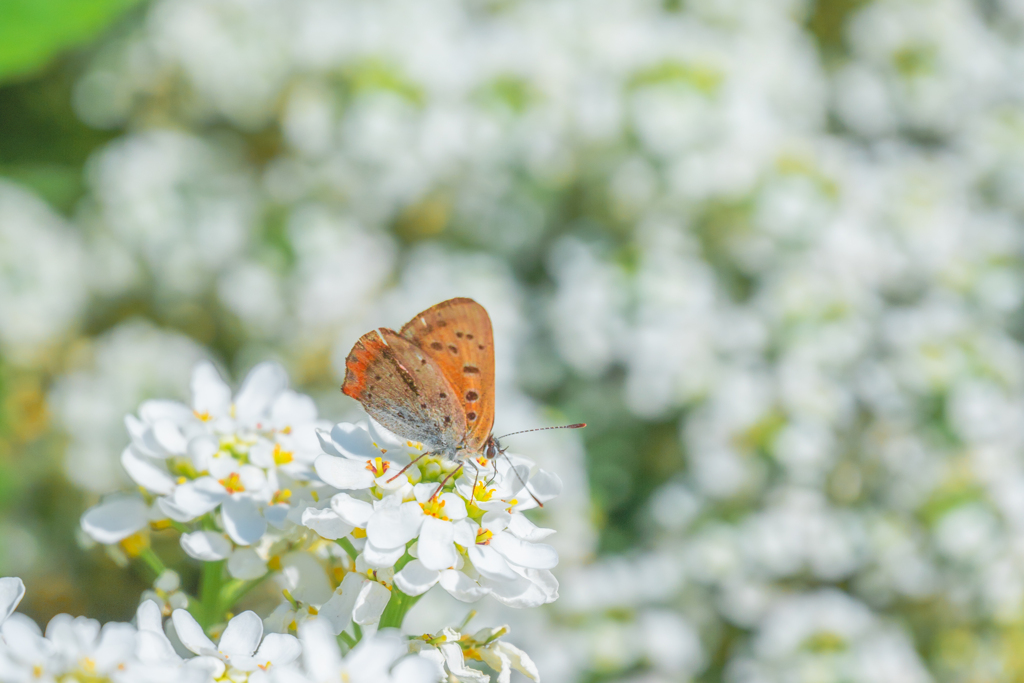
[4,0,1024,680]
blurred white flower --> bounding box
[0,181,86,361]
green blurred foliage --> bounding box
[0,0,142,84]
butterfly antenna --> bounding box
[496,423,586,440]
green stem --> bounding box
[197,560,225,630]
[336,538,359,561]
[338,631,357,649]
[219,571,272,612]
[138,548,166,578]
[378,587,422,629]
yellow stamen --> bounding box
[281,425,292,434]
[273,443,294,465]
[476,528,493,545]
[81,657,97,673]
[268,555,283,571]
[193,410,212,422]
[421,498,449,520]
[311,490,320,502]
[308,605,319,615]
[219,472,245,494]
[365,456,390,477]
[473,482,494,502]
[272,489,292,504]
[352,527,367,538]
[120,532,149,557]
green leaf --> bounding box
[0,0,144,84]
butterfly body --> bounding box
[342,298,499,462]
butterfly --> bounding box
[341,297,583,498]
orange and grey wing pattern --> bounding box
[399,297,495,452]
[343,327,466,449]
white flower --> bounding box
[313,421,422,492]
[172,608,301,676]
[0,578,25,626]
[297,620,438,683]
[413,626,539,683]
[84,361,326,556]
[80,495,152,544]
[318,558,393,634]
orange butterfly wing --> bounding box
[400,298,495,452]
[342,327,467,450]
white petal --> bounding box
[468,544,518,581]
[362,540,406,569]
[393,560,441,596]
[156,496,195,524]
[366,501,423,549]
[135,600,163,633]
[121,447,176,495]
[440,642,489,681]
[318,573,363,634]
[254,632,301,666]
[0,577,25,624]
[140,400,194,425]
[172,477,228,518]
[180,531,232,561]
[94,621,137,670]
[152,419,188,455]
[481,510,511,532]
[136,630,179,664]
[239,465,270,494]
[218,610,263,657]
[187,435,220,471]
[271,391,318,424]
[452,519,477,547]
[438,570,488,602]
[330,493,374,527]
[172,609,217,656]
[489,532,558,569]
[366,419,409,450]
[301,507,354,540]
[191,361,232,418]
[479,646,512,683]
[221,497,267,546]
[330,422,379,458]
[507,513,555,542]
[81,496,149,544]
[438,492,467,520]
[497,641,540,682]
[353,581,391,625]
[316,428,343,457]
[235,362,289,424]
[527,470,562,502]
[281,551,334,605]
[418,517,457,571]
[228,548,268,580]
[248,441,275,468]
[299,620,342,679]
[314,454,375,490]
[184,655,226,678]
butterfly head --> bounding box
[484,435,505,460]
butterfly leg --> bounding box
[386,451,432,483]
[430,462,464,501]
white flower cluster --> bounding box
[4,0,1023,680]
[65,362,549,682]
